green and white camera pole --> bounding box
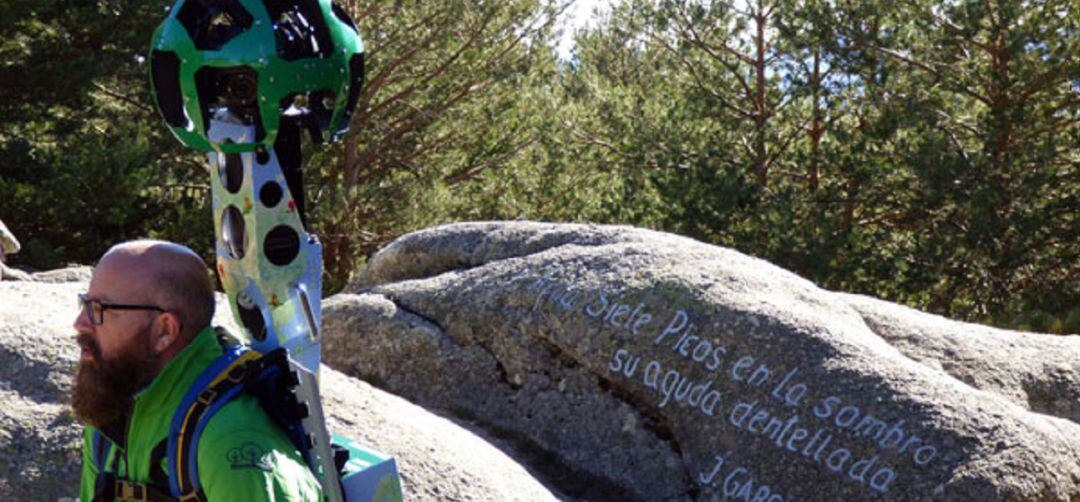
[148,1,400,500]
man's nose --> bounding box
[73,305,93,333]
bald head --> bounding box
[98,240,215,339]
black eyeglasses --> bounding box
[78,293,166,326]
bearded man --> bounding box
[72,240,320,501]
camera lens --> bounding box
[221,70,257,106]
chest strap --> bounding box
[94,345,300,501]
[112,478,178,502]
[92,436,176,502]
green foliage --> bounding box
[297,0,567,287]
[546,0,1079,333]
[0,0,1075,334]
[0,0,213,269]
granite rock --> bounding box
[0,278,559,501]
[324,221,1080,501]
[32,266,93,284]
[0,219,19,256]
[0,219,30,282]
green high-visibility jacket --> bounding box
[79,325,322,501]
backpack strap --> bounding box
[92,429,113,475]
[148,439,171,493]
[166,345,263,500]
[92,433,177,502]
[246,347,316,468]
[91,430,117,502]
[111,479,178,502]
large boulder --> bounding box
[0,279,559,501]
[0,219,19,257]
[32,266,92,284]
[0,281,83,498]
[838,293,1080,424]
[0,219,31,282]
[323,221,1080,501]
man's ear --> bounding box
[152,312,184,354]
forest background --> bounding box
[1,0,1077,333]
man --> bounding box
[73,240,321,501]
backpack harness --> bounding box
[90,341,332,501]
